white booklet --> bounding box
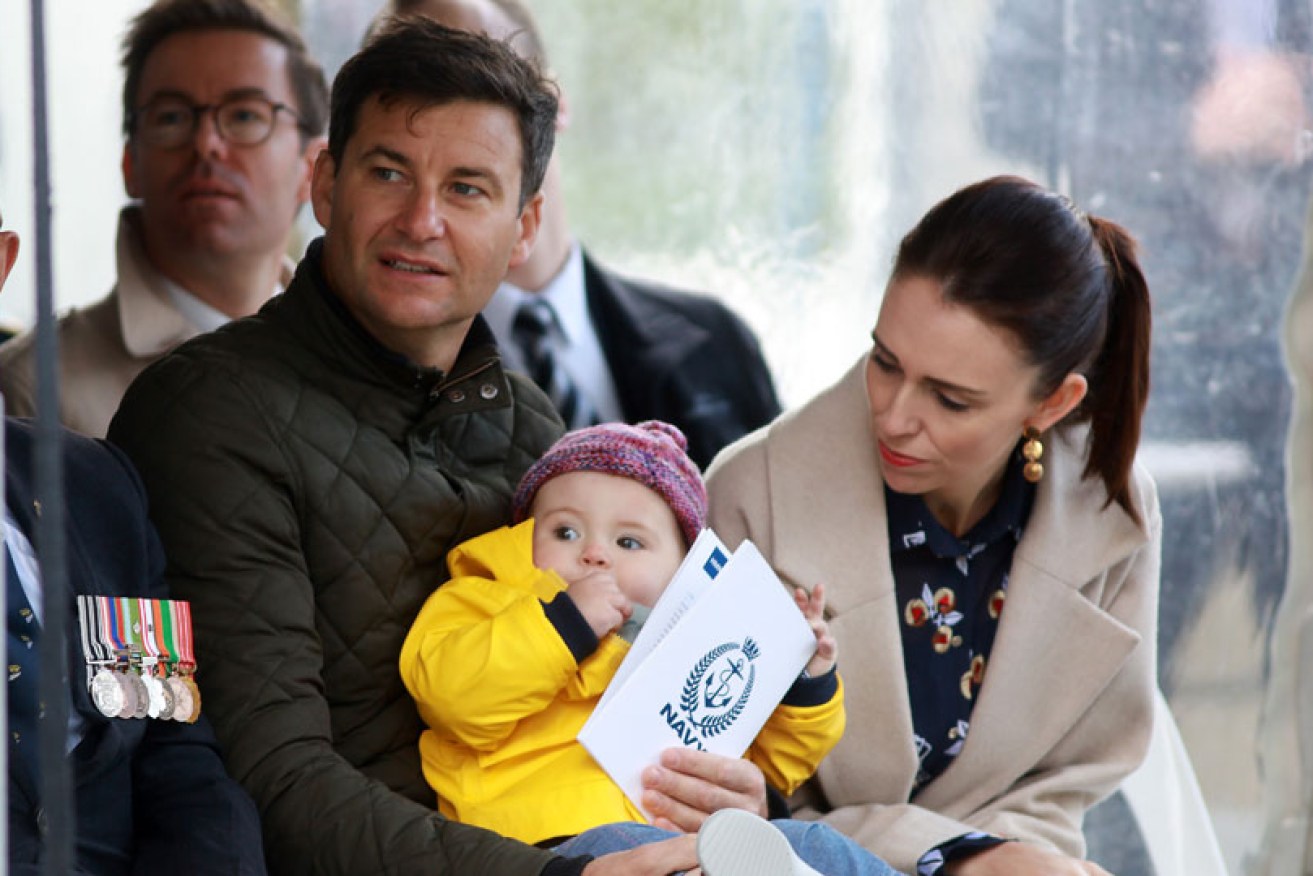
[578,531,817,817]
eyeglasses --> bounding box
[132,95,302,149]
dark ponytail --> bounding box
[1084,216,1152,525]
[892,175,1152,525]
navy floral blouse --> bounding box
[884,449,1035,874]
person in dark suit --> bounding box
[380,0,783,469]
[577,257,783,469]
[1,208,266,875]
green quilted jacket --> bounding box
[109,240,567,875]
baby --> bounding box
[401,421,896,876]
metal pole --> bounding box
[29,0,74,872]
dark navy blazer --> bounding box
[5,418,265,875]
[583,252,782,470]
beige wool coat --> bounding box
[706,356,1161,875]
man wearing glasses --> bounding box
[0,0,328,439]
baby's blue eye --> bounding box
[553,526,580,542]
[617,536,643,550]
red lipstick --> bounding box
[878,441,922,468]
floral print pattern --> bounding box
[886,450,1035,869]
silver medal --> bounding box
[143,674,168,719]
[155,677,176,721]
[165,676,192,722]
[116,671,140,719]
[90,668,125,718]
[126,672,150,719]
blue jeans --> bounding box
[553,818,901,876]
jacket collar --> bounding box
[115,206,293,358]
[278,238,504,398]
[885,449,1033,561]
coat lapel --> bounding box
[765,359,920,803]
[914,428,1148,813]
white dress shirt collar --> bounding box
[485,243,624,421]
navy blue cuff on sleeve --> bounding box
[765,783,792,820]
[542,593,600,664]
[781,665,839,707]
[916,832,1008,876]
[541,854,593,876]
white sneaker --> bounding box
[697,809,824,876]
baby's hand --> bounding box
[567,570,632,639]
[795,583,836,678]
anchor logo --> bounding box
[681,638,760,739]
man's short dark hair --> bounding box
[330,17,558,208]
[385,0,549,66]
[121,0,329,141]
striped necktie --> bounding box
[511,298,599,430]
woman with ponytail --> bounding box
[706,176,1159,876]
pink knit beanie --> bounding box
[512,420,707,545]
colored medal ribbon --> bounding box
[157,600,189,721]
[82,596,120,718]
[116,597,150,719]
[148,599,173,669]
[94,596,117,663]
[147,599,181,720]
[103,595,127,662]
[157,599,177,672]
[75,596,103,668]
[135,598,167,719]
[96,595,136,718]
[125,598,144,654]
[167,600,200,722]
[136,598,158,669]
[76,594,128,718]
[174,601,195,672]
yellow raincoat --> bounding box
[399,520,845,845]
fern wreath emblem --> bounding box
[681,642,756,739]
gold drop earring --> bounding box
[1022,426,1044,483]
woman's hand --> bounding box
[580,834,699,875]
[946,842,1112,876]
[639,748,768,832]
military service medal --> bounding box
[76,595,201,721]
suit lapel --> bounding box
[4,422,116,781]
[4,423,40,537]
[62,532,99,722]
[582,253,711,419]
